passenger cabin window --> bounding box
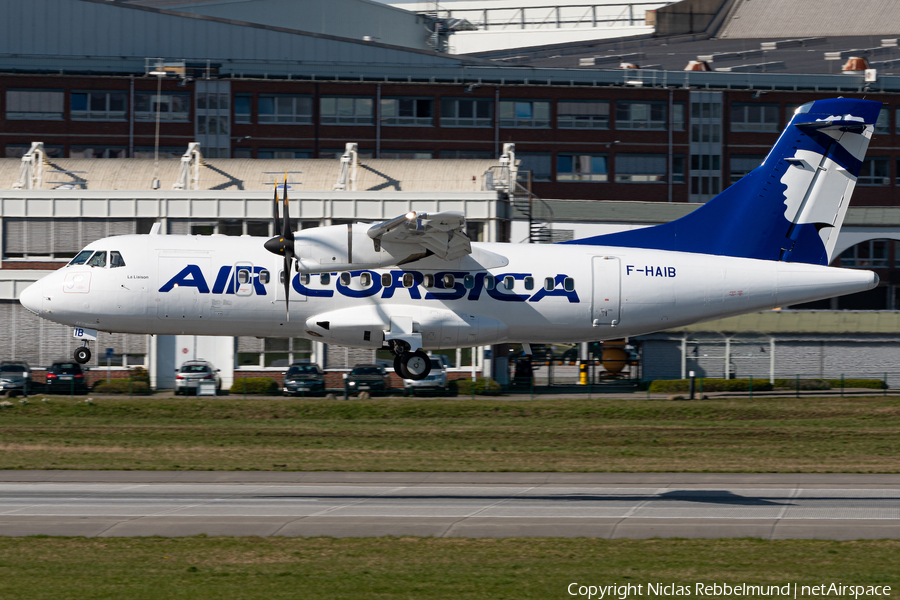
[360,272,371,286]
[109,251,126,268]
[320,273,330,285]
[442,274,455,288]
[69,250,94,265]
[340,272,351,286]
[524,276,534,290]
[544,277,554,291]
[279,271,285,284]
[381,273,392,287]
[463,275,475,289]
[402,273,414,288]
[484,275,495,290]
[300,273,310,285]
[87,251,107,268]
[504,276,515,290]
[423,274,435,288]
[237,269,250,284]
[259,270,270,284]
[564,277,575,292]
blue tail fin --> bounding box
[564,98,881,266]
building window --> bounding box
[257,149,311,159]
[615,154,668,183]
[615,101,666,130]
[379,150,433,159]
[499,100,550,128]
[839,240,888,268]
[381,98,433,126]
[859,157,889,185]
[320,97,374,125]
[70,91,127,121]
[672,155,686,183]
[673,102,686,131]
[690,176,721,196]
[258,95,313,124]
[197,115,229,136]
[730,103,779,132]
[875,107,890,135]
[440,150,493,159]
[234,94,252,123]
[440,98,492,127]
[134,92,189,122]
[557,154,608,182]
[517,152,552,182]
[691,123,721,143]
[5,144,63,158]
[70,146,126,159]
[730,155,764,183]
[6,90,64,120]
[557,101,609,129]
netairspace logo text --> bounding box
[567,582,892,600]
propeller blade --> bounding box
[272,181,279,224]
[282,171,294,242]
[283,254,292,322]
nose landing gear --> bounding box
[74,344,92,364]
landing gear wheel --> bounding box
[74,347,91,364]
[393,354,412,380]
[400,350,431,381]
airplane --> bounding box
[18,97,881,381]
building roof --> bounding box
[0,158,499,192]
[718,0,900,39]
[663,310,900,334]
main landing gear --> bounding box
[389,341,432,381]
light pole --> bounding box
[149,66,168,189]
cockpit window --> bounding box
[69,250,94,266]
[110,251,126,268]
[87,251,107,268]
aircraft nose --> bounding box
[19,280,42,315]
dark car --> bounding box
[283,363,326,396]
[45,361,88,394]
[0,361,32,396]
[347,364,389,395]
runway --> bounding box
[1,472,900,539]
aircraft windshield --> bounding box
[69,250,94,265]
[287,365,318,375]
[110,251,126,268]
[87,251,107,268]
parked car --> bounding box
[174,360,221,395]
[283,362,326,396]
[45,360,88,394]
[403,356,448,395]
[0,361,32,396]
[347,364,389,395]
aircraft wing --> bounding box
[367,211,471,261]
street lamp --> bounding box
[149,68,168,190]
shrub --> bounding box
[826,378,887,390]
[92,380,152,395]
[773,379,831,391]
[648,378,773,393]
[129,366,151,385]
[229,377,280,395]
[454,378,503,396]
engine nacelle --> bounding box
[295,223,422,273]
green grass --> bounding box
[0,537,897,599]
[2,395,900,472]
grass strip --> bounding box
[0,537,897,600]
[1,395,900,472]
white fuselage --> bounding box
[21,234,878,347]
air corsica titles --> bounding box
[159,265,581,303]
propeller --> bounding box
[264,174,295,321]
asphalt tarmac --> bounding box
[1,471,899,539]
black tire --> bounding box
[401,350,431,381]
[74,347,91,364]
[394,354,412,379]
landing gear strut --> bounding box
[74,344,91,364]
